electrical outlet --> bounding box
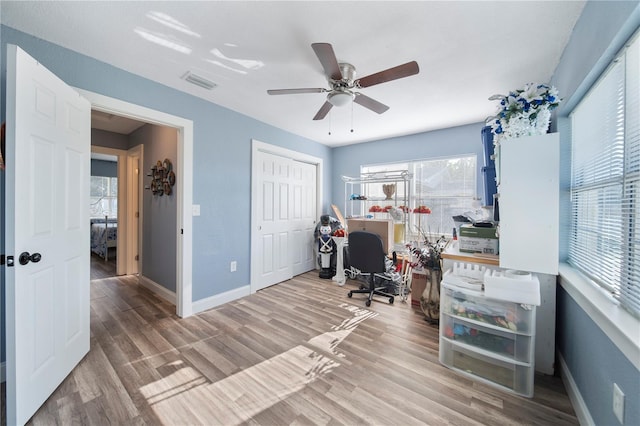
[230,261,237,272]
[613,383,625,423]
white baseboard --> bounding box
[558,352,595,426]
[192,284,251,315]
[139,275,177,305]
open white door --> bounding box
[5,45,91,425]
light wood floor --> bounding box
[12,271,577,425]
[90,252,117,280]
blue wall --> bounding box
[91,159,117,178]
[557,287,640,426]
[91,128,130,151]
[130,124,179,292]
[550,1,640,425]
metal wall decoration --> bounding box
[146,158,176,196]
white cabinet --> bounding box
[497,133,560,275]
[439,280,536,397]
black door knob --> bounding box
[19,252,42,265]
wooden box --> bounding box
[346,218,394,253]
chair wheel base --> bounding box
[348,292,353,298]
[365,300,371,307]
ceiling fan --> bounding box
[267,43,419,120]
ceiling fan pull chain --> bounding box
[350,101,354,133]
[328,110,332,135]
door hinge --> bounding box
[135,211,139,218]
[1,254,4,265]
[4,255,14,267]
[135,254,139,261]
[181,229,184,235]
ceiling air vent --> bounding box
[181,71,217,90]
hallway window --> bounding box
[90,176,118,218]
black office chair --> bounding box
[347,231,395,307]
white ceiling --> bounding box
[1,1,585,147]
[91,110,146,135]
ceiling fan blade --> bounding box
[311,43,343,81]
[313,101,333,120]
[267,88,326,95]
[357,61,419,88]
[354,93,389,114]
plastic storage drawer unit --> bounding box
[440,340,534,397]
[440,284,535,334]
[439,282,536,397]
[441,314,534,363]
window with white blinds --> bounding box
[569,31,640,317]
[362,155,477,237]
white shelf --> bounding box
[343,171,412,248]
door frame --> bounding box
[126,144,143,275]
[90,145,127,275]
[79,89,194,317]
[250,139,323,293]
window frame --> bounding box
[90,175,118,219]
[568,31,639,318]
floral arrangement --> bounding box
[406,235,447,270]
[487,83,561,144]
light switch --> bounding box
[192,204,201,216]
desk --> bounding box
[441,240,499,266]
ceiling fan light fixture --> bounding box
[327,91,354,107]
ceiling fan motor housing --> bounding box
[335,63,356,85]
[326,63,356,107]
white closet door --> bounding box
[291,161,317,275]
[254,151,294,290]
